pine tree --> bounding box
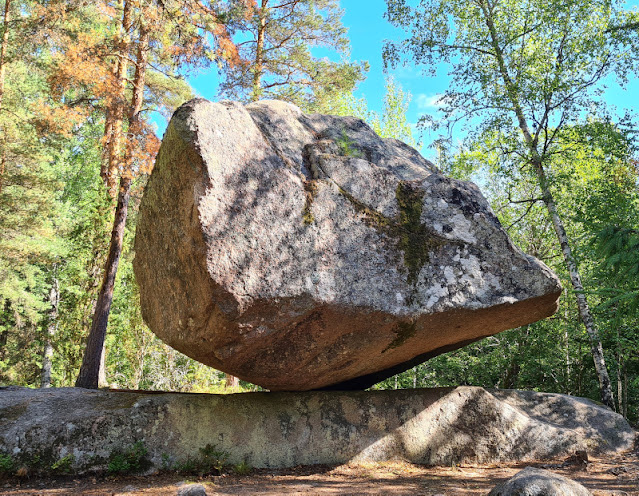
[219,0,367,108]
[54,0,240,388]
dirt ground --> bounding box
[2,449,638,496]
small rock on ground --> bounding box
[488,466,592,495]
[176,483,207,496]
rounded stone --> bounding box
[133,99,562,391]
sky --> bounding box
[170,0,639,161]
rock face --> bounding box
[133,99,562,391]
[0,386,633,473]
[488,467,593,496]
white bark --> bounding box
[41,275,59,388]
[479,0,615,409]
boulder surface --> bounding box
[488,467,593,496]
[134,99,562,391]
[0,386,633,473]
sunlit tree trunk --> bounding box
[76,14,147,389]
[251,0,268,101]
[225,373,239,389]
[617,354,623,415]
[41,272,59,388]
[535,166,614,408]
[98,347,108,387]
[102,0,132,198]
[0,0,11,196]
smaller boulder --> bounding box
[176,483,207,496]
[489,467,592,496]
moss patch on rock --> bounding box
[302,180,319,225]
[395,181,447,285]
[337,180,448,287]
[384,321,418,352]
[337,186,392,230]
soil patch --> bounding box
[2,449,638,496]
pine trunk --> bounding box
[0,0,10,196]
[40,274,59,388]
[225,373,239,389]
[76,17,149,389]
[103,0,132,198]
[75,176,131,388]
[251,0,268,101]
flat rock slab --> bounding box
[0,386,633,473]
[133,99,562,391]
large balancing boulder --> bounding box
[134,99,561,391]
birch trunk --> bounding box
[41,274,59,388]
[622,363,627,418]
[98,346,108,387]
[617,354,622,415]
[535,165,614,408]
[480,0,614,409]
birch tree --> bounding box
[384,0,639,408]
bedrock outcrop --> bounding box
[133,99,562,391]
[0,387,633,472]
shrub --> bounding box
[107,441,149,475]
[51,454,75,474]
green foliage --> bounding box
[313,77,417,147]
[0,453,14,475]
[198,443,229,475]
[220,0,368,107]
[107,441,149,475]
[51,454,74,474]
[385,0,639,138]
[174,444,229,476]
[233,460,252,475]
[336,130,364,158]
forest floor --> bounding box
[2,446,638,496]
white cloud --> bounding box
[416,93,446,110]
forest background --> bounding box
[1,0,638,422]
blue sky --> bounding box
[174,0,639,161]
